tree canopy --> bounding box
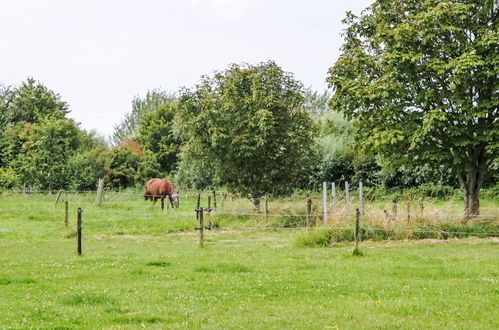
[136,103,181,174]
[175,61,316,209]
[327,0,498,216]
[111,89,176,145]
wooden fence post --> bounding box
[345,181,350,216]
[306,198,312,227]
[206,196,212,227]
[331,182,336,219]
[196,194,201,221]
[392,199,398,220]
[64,201,69,227]
[213,190,217,209]
[264,196,268,222]
[323,182,328,224]
[354,208,360,250]
[95,179,104,205]
[359,182,363,216]
[77,208,83,255]
[54,189,63,205]
[407,202,411,221]
[198,207,204,248]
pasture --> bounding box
[1,191,498,329]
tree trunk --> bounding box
[464,188,480,218]
[458,170,484,220]
[252,196,261,213]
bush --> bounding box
[480,184,499,200]
[0,167,20,189]
[407,183,457,198]
[68,147,108,191]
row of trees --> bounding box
[0,0,496,216]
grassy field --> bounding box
[1,192,498,329]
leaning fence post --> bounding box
[64,201,69,227]
[95,178,104,205]
[54,189,63,205]
[306,197,312,227]
[354,208,361,250]
[323,182,328,224]
[77,208,83,255]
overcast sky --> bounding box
[1,0,373,136]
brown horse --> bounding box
[144,178,179,208]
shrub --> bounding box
[0,167,19,189]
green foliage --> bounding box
[175,61,316,200]
[303,88,331,115]
[3,78,69,125]
[136,103,180,174]
[327,0,498,215]
[112,89,176,145]
[0,167,20,189]
[12,118,81,189]
[174,146,216,190]
[137,150,164,181]
[0,121,32,167]
[103,147,162,189]
[104,147,143,189]
[480,183,499,200]
[69,147,109,191]
[294,229,333,247]
[352,247,365,256]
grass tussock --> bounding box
[194,263,252,273]
[146,261,171,267]
[352,247,365,256]
[60,293,116,306]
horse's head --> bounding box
[170,191,180,208]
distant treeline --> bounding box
[1,74,495,197]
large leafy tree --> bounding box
[5,78,69,125]
[327,0,498,217]
[175,61,316,210]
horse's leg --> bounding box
[161,198,165,211]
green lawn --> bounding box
[1,192,498,329]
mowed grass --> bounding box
[0,192,498,329]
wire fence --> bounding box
[1,189,498,238]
